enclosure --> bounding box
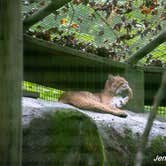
[0,0,166,165]
[22,0,166,116]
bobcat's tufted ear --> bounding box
[104,74,115,90]
[108,74,115,81]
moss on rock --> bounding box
[23,108,105,166]
[100,126,166,166]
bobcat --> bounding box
[59,74,133,117]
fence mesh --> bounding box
[145,106,166,118]
[23,81,166,118]
[22,1,166,117]
[23,81,63,101]
[22,0,166,65]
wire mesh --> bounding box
[23,81,63,101]
[22,0,166,117]
[140,43,166,67]
[22,0,166,64]
[145,106,166,118]
[23,81,166,117]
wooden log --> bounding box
[24,35,127,70]
[0,0,22,165]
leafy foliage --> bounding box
[22,0,166,65]
[23,109,105,165]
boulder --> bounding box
[22,97,166,166]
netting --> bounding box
[22,0,166,64]
[145,106,166,118]
[22,0,166,117]
[23,81,63,101]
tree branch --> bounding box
[125,30,166,64]
[23,0,72,30]
[134,71,166,166]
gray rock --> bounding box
[22,97,166,166]
[22,97,166,139]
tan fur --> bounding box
[59,74,133,118]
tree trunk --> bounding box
[0,0,22,165]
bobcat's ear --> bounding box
[108,74,114,81]
[104,74,114,89]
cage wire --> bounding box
[145,106,166,118]
[23,81,63,101]
[23,0,166,65]
[22,0,166,117]
[140,43,166,67]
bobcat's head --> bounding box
[104,74,133,99]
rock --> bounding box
[22,97,166,166]
[22,98,105,166]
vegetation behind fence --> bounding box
[23,81,63,101]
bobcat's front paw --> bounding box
[115,109,128,118]
[119,111,128,117]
